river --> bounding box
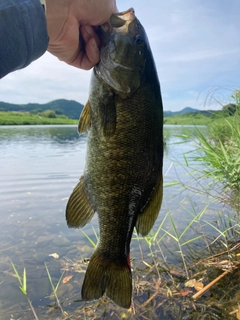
[0,125,237,319]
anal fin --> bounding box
[136,176,163,237]
[66,176,94,228]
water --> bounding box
[0,125,236,319]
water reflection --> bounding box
[0,124,84,144]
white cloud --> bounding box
[1,53,92,104]
[0,0,239,111]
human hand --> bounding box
[45,0,117,70]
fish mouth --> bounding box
[95,7,143,94]
[100,8,135,33]
[110,8,135,27]
[98,8,138,70]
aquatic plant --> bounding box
[44,262,66,316]
[10,261,39,320]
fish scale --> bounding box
[66,8,163,308]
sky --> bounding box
[0,0,239,111]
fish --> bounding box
[66,8,163,309]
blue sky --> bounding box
[0,0,239,111]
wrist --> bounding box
[45,0,71,43]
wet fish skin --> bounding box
[66,8,163,308]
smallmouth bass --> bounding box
[66,8,163,308]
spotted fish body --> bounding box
[66,8,163,308]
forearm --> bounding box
[0,0,48,79]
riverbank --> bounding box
[0,111,218,126]
[0,111,78,125]
[164,113,215,125]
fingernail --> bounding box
[85,25,93,34]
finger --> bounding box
[68,38,99,70]
[84,37,100,67]
[81,25,100,48]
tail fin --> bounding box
[82,249,132,309]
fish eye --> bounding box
[134,35,144,46]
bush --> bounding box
[222,103,237,116]
[41,110,56,118]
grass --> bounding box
[10,261,39,320]
[0,111,78,125]
[8,194,240,319]
[164,113,214,125]
[0,109,225,126]
[45,263,67,316]
[72,202,240,319]
[10,261,69,319]
[178,115,240,210]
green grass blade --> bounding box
[169,213,179,239]
[152,210,169,242]
[178,204,209,240]
[92,226,99,243]
[183,154,189,167]
[23,267,27,294]
[10,261,23,287]
[45,262,65,294]
[181,235,203,246]
[162,228,178,242]
[54,271,65,294]
[164,181,180,187]
[45,263,55,292]
[81,229,97,248]
[19,287,27,295]
[203,220,226,237]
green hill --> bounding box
[0,99,84,120]
[164,107,222,118]
[0,100,223,122]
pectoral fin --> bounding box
[78,101,91,134]
[66,176,94,228]
[99,91,116,137]
[136,176,163,237]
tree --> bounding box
[222,103,237,116]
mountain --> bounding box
[0,100,219,119]
[179,107,199,114]
[163,107,220,118]
[163,107,199,117]
[0,99,84,119]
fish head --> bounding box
[95,8,150,95]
